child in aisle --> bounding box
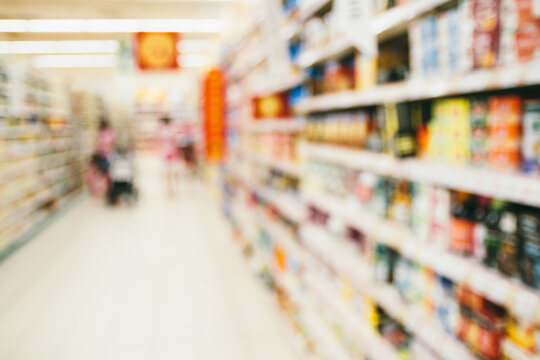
[88,119,116,197]
[159,116,180,196]
[108,146,137,205]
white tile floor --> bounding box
[0,158,300,360]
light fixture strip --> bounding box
[0,19,224,33]
[0,40,119,54]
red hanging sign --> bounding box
[203,68,226,162]
[134,32,179,70]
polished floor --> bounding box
[0,158,299,360]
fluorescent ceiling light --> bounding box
[0,19,224,33]
[178,53,209,67]
[32,54,117,68]
[177,40,211,53]
[0,20,27,32]
[0,41,119,54]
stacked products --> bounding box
[306,194,540,359]
[409,0,540,78]
[305,159,540,290]
[304,94,540,176]
[0,62,93,254]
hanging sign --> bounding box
[134,32,179,70]
[203,68,226,162]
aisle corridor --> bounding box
[0,158,299,360]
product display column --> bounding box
[0,60,98,257]
[219,0,540,359]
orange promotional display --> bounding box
[134,32,179,70]
[203,68,226,162]
[252,93,289,119]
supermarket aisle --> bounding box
[0,157,299,360]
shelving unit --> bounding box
[295,62,540,113]
[219,0,540,358]
[300,142,540,207]
[0,60,95,257]
[297,37,356,68]
[246,118,305,133]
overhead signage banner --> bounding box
[134,32,179,70]
[203,68,226,162]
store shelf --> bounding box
[302,312,354,360]
[372,0,453,39]
[295,61,540,112]
[231,50,268,79]
[298,0,332,22]
[246,118,305,133]
[0,189,82,262]
[301,189,540,322]
[252,73,304,97]
[280,22,301,42]
[301,224,476,360]
[297,38,356,68]
[300,142,540,207]
[303,272,402,360]
[245,152,303,177]
[256,186,306,224]
[503,339,540,360]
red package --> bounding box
[515,21,540,62]
[515,0,536,25]
[472,0,500,68]
[488,96,523,126]
[478,325,503,360]
[449,218,475,255]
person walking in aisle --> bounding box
[88,118,116,197]
[159,116,180,197]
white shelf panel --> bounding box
[301,224,475,360]
[300,142,540,207]
[303,273,402,360]
[301,190,540,322]
[252,73,304,97]
[246,118,305,133]
[295,61,540,112]
[245,152,303,177]
[372,0,453,38]
[503,339,540,360]
[298,0,332,22]
[297,38,356,68]
[256,186,307,224]
[280,22,302,42]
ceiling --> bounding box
[0,0,240,19]
[0,0,246,41]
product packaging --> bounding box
[470,98,489,166]
[522,100,540,174]
[472,0,501,68]
[487,96,522,171]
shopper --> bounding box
[107,146,137,205]
[159,116,180,196]
[97,119,116,158]
[88,119,116,197]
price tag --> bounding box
[497,66,521,88]
[401,239,418,259]
[425,326,444,350]
[526,61,540,84]
[468,268,491,296]
[459,70,490,93]
[511,288,540,320]
[418,322,436,347]
[418,246,436,268]
[485,276,510,305]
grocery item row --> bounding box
[221,167,540,360]
[0,59,101,256]
[303,93,540,175]
[281,0,540,96]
